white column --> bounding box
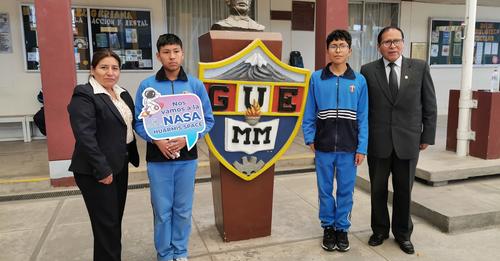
[456,0,477,157]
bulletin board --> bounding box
[89,8,153,70]
[20,5,152,71]
[21,5,91,70]
[428,18,500,66]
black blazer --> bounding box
[68,83,139,180]
[361,57,437,159]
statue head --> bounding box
[212,0,264,31]
[225,0,252,16]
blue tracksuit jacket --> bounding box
[302,64,368,154]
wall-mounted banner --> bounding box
[138,88,206,151]
[199,39,310,181]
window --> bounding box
[165,0,256,74]
[348,1,400,70]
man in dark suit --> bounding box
[360,26,437,254]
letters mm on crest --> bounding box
[199,39,310,181]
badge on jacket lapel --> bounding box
[199,39,310,181]
[350,85,355,93]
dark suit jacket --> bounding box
[68,83,139,180]
[361,57,437,159]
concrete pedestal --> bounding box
[199,31,282,241]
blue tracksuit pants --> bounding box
[147,160,197,261]
[315,151,357,231]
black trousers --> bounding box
[74,162,129,261]
[367,151,418,241]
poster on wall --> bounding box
[95,33,108,47]
[89,8,153,70]
[21,5,90,70]
[484,42,492,55]
[454,31,462,42]
[125,28,138,43]
[442,31,451,44]
[410,42,427,60]
[493,43,499,55]
[453,43,462,57]
[431,44,439,57]
[72,8,91,69]
[431,31,439,43]
[475,42,484,64]
[21,5,39,70]
[429,18,500,66]
[441,45,450,56]
[0,12,13,53]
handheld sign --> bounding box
[139,87,205,151]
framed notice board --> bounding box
[89,8,153,70]
[21,5,90,70]
[429,18,500,66]
[20,5,152,71]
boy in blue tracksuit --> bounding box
[134,34,214,261]
[302,29,368,252]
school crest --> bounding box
[199,39,310,181]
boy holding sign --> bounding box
[134,34,214,261]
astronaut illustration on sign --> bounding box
[139,87,162,119]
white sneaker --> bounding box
[174,258,188,261]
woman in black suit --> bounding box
[68,50,139,261]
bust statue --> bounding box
[211,0,265,32]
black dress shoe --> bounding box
[368,233,389,246]
[396,240,415,254]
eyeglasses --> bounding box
[328,44,350,51]
[381,39,403,47]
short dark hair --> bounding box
[326,29,352,49]
[156,33,183,51]
[377,26,405,45]
[91,49,121,69]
